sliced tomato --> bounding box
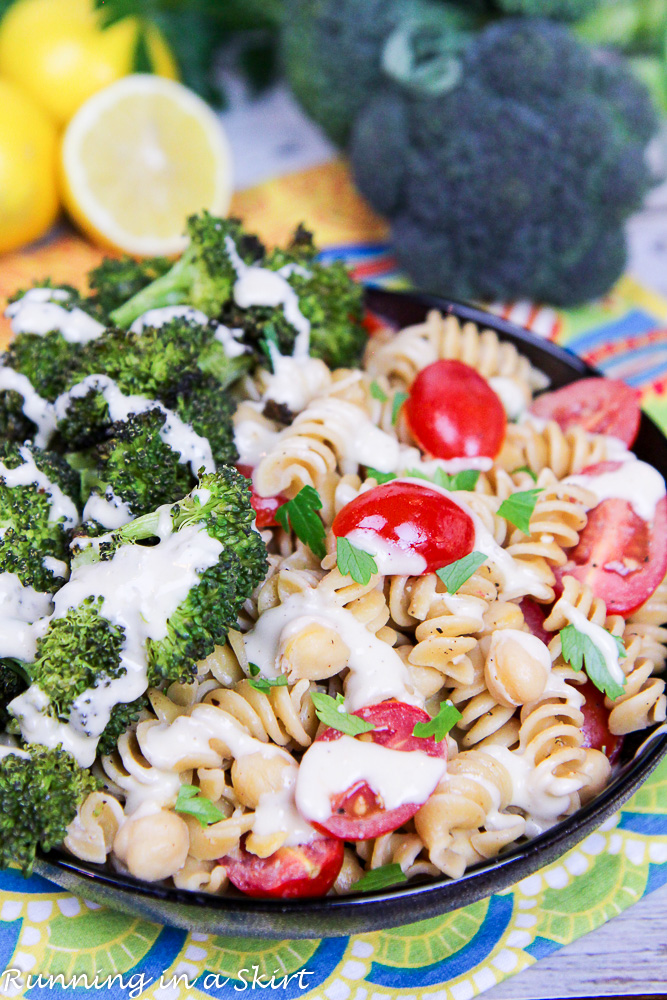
[556,474,667,615]
[332,480,475,576]
[519,598,552,645]
[363,310,392,336]
[529,377,641,448]
[579,679,623,764]
[405,359,506,459]
[220,834,344,899]
[236,463,286,529]
[314,701,447,841]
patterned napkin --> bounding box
[1,161,667,1000]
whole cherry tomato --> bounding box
[405,360,506,459]
[220,834,344,899]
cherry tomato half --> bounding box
[314,701,447,841]
[220,834,343,899]
[332,480,475,576]
[405,360,507,459]
[236,464,286,529]
[519,598,552,645]
[529,377,641,448]
[579,679,623,764]
[556,463,667,615]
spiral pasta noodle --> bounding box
[498,419,620,479]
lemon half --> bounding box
[61,74,233,256]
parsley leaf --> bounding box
[370,380,388,402]
[365,467,397,485]
[354,863,408,893]
[275,486,326,559]
[336,536,378,585]
[175,785,224,827]
[247,663,289,693]
[404,467,480,491]
[497,488,542,533]
[413,700,462,741]
[310,691,375,736]
[436,551,487,594]
[560,624,626,701]
[392,391,409,425]
[512,465,538,483]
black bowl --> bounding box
[33,287,667,938]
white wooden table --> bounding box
[221,79,667,1000]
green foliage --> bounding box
[412,699,462,741]
[350,17,658,306]
[354,863,408,892]
[175,784,225,826]
[494,0,602,20]
[0,745,99,874]
[0,442,79,593]
[275,486,326,559]
[310,691,375,735]
[497,487,542,533]
[336,536,378,585]
[436,551,487,594]
[560,624,627,700]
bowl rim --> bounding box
[34,287,667,935]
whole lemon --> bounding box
[0,0,178,127]
[0,79,59,253]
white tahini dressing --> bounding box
[9,524,223,766]
[399,478,553,600]
[0,573,52,661]
[396,447,494,476]
[564,460,666,522]
[55,375,215,476]
[129,306,210,334]
[42,556,68,580]
[252,767,319,847]
[140,703,293,771]
[344,528,428,577]
[6,288,105,343]
[0,367,56,448]
[233,406,282,467]
[242,587,422,712]
[295,736,446,823]
[556,600,626,688]
[82,488,135,529]
[213,324,249,359]
[0,745,30,760]
[225,235,311,357]
[260,347,331,413]
[0,445,79,528]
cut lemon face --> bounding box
[60,74,233,256]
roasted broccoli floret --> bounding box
[166,374,238,469]
[0,663,27,727]
[0,442,79,593]
[0,744,99,874]
[109,214,265,328]
[87,255,172,319]
[219,225,367,369]
[9,471,267,761]
[350,17,658,306]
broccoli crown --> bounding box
[0,662,27,727]
[168,375,238,468]
[0,744,99,874]
[109,214,265,328]
[219,227,367,369]
[86,317,217,401]
[0,442,79,593]
[30,599,126,722]
[350,17,658,306]
[87,255,172,320]
[96,695,149,757]
[3,331,89,403]
[102,468,268,683]
[86,408,197,522]
[493,0,602,19]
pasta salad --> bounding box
[0,215,666,900]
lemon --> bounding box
[60,75,233,256]
[0,79,59,254]
[0,0,178,127]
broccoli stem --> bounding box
[109,250,196,328]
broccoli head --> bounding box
[0,442,80,593]
[493,0,602,19]
[109,214,265,328]
[87,255,172,320]
[219,226,367,369]
[281,0,488,146]
[167,374,238,469]
[350,18,658,306]
[0,744,99,874]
